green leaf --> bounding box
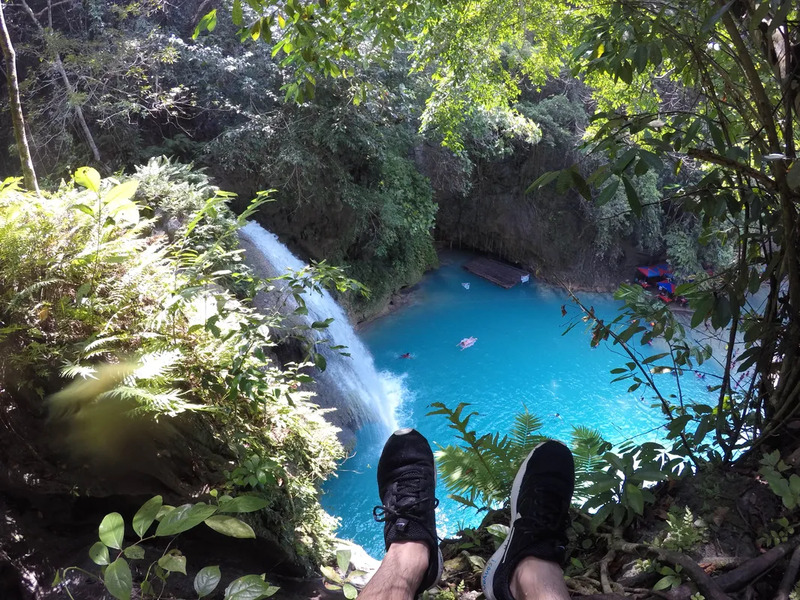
[105,558,132,600]
[320,565,342,585]
[123,545,145,560]
[590,502,615,528]
[642,352,669,365]
[336,549,351,573]
[193,9,218,39]
[224,574,279,599]
[195,566,222,598]
[633,468,669,482]
[232,0,243,25]
[104,180,138,206]
[89,541,110,565]
[570,169,592,201]
[204,515,256,538]
[72,203,95,216]
[711,295,732,329]
[486,523,510,543]
[156,503,218,537]
[133,495,163,538]
[690,293,714,328]
[74,167,101,193]
[633,44,648,72]
[99,513,125,550]
[343,583,358,599]
[158,551,187,575]
[217,496,269,513]
[525,170,559,194]
[621,175,642,217]
[625,483,644,515]
[596,180,619,206]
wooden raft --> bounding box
[464,257,530,289]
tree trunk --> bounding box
[18,0,101,164]
[0,3,39,193]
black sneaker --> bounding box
[373,428,443,597]
[481,440,574,600]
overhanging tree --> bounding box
[553,0,799,460]
[204,0,800,457]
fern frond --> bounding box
[571,425,610,476]
[509,408,546,452]
[82,335,122,353]
[130,349,183,382]
[8,279,65,310]
[60,361,97,380]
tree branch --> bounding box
[715,539,798,592]
[774,545,800,600]
[686,148,776,191]
[614,542,731,600]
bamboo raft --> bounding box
[463,257,530,289]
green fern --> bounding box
[428,402,547,510]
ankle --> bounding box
[510,556,567,600]
[387,539,429,572]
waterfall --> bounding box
[239,222,398,434]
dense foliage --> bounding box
[0,160,344,572]
[1,0,800,596]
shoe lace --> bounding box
[515,486,567,537]
[372,470,439,523]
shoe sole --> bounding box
[481,442,546,600]
[423,548,444,596]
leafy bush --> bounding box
[430,402,682,529]
[0,162,345,568]
[428,402,547,510]
[54,494,279,600]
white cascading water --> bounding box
[239,221,398,432]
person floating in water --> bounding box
[399,353,412,359]
[458,337,477,350]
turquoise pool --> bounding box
[321,254,718,557]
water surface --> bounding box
[322,254,719,556]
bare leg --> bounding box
[510,556,570,600]
[359,541,429,600]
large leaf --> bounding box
[217,496,269,514]
[156,503,218,537]
[104,558,132,600]
[194,565,222,598]
[158,551,187,575]
[104,180,139,206]
[74,167,101,193]
[89,541,109,566]
[133,495,163,538]
[336,549,351,573]
[123,545,145,560]
[625,483,644,515]
[224,574,279,600]
[204,515,256,538]
[99,513,125,550]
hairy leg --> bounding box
[510,556,570,600]
[359,541,429,600]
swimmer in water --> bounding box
[399,353,412,359]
